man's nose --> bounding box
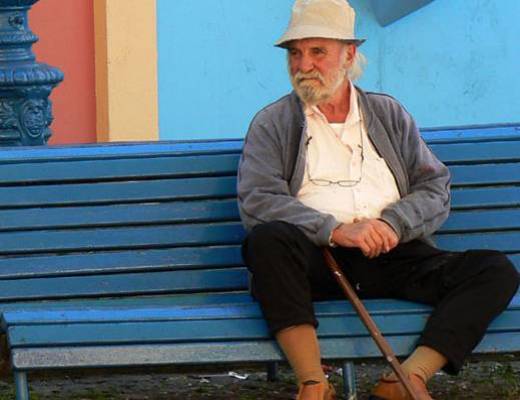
[299,54,314,73]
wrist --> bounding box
[329,223,343,247]
[377,218,399,237]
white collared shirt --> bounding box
[297,84,401,224]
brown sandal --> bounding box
[369,373,434,400]
[296,381,336,400]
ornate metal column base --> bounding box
[0,0,63,146]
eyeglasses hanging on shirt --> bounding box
[305,104,365,187]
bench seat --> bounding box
[4,296,519,368]
[0,124,518,400]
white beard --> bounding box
[291,64,349,105]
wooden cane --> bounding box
[323,248,420,400]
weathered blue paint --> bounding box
[0,199,240,230]
[1,300,431,326]
[0,292,254,317]
[0,139,244,161]
[5,313,432,346]
[0,246,243,279]
[6,311,518,354]
[0,155,239,184]
[370,0,435,26]
[451,187,520,210]
[157,0,520,139]
[9,331,520,371]
[441,209,520,232]
[429,141,520,163]
[0,0,63,146]
[0,269,247,301]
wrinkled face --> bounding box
[287,38,355,105]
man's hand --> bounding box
[331,218,399,258]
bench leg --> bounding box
[14,371,30,400]
[342,361,357,400]
[267,362,278,381]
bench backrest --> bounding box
[0,125,518,305]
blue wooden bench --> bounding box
[0,124,518,400]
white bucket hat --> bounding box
[275,0,365,48]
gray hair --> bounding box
[348,50,366,81]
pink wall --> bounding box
[30,0,97,144]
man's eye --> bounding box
[312,48,325,55]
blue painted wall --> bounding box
[359,0,520,129]
[157,0,294,140]
[157,0,520,140]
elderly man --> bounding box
[237,1,519,399]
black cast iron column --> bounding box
[0,0,63,146]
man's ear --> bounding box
[345,43,357,66]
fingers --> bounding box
[331,219,398,258]
[360,232,378,258]
[375,224,392,253]
[367,229,383,258]
[374,220,399,252]
[360,221,385,258]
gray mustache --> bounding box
[294,72,325,84]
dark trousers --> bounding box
[242,221,519,374]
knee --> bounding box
[242,221,300,271]
[481,251,519,298]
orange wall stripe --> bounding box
[93,0,159,142]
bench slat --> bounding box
[0,223,245,255]
[435,231,520,252]
[0,247,515,289]
[0,124,514,165]
[0,269,248,301]
[0,246,243,279]
[421,125,520,143]
[439,208,520,232]
[429,140,520,164]
[1,223,518,255]
[0,177,237,208]
[16,141,520,187]
[1,201,519,233]
[2,313,441,346]
[10,331,520,370]
[1,294,518,328]
[0,154,240,184]
[0,140,243,163]
[0,163,514,210]
[0,292,253,314]
[450,163,520,186]
[451,186,520,209]
[0,199,239,231]
[0,172,517,210]
[8,307,518,348]
[1,299,436,326]
[3,224,519,255]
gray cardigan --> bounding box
[237,88,451,246]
